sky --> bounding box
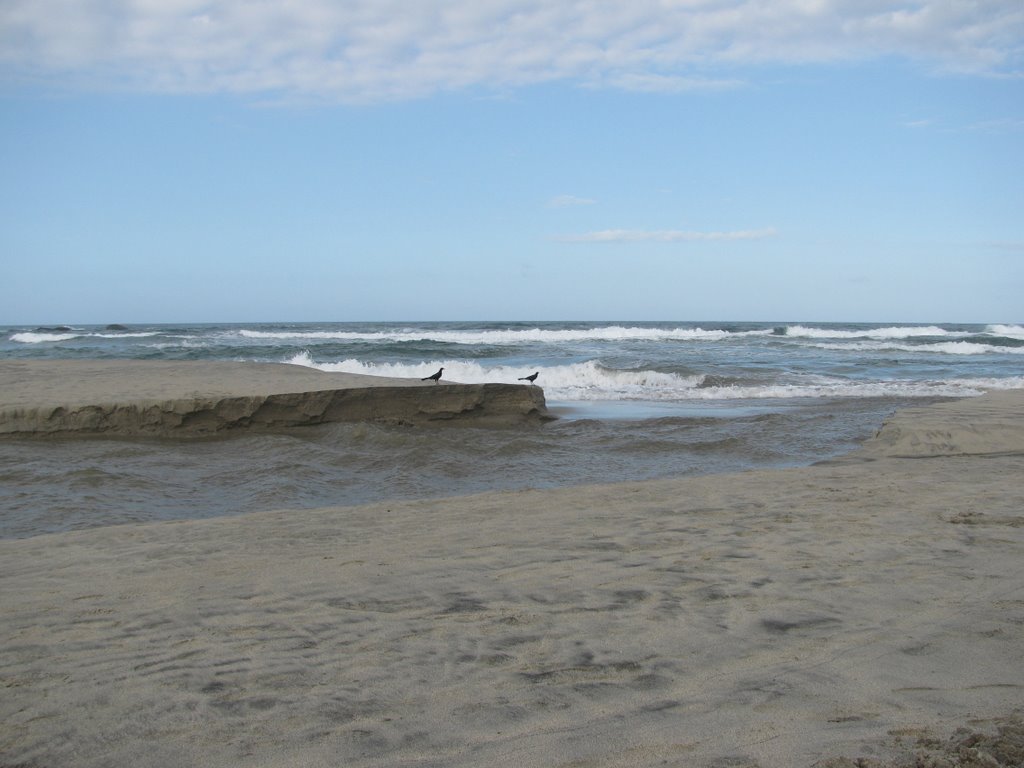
[1,0,1022,324]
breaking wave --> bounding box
[285,352,1024,402]
[10,331,161,344]
[782,325,960,339]
[243,326,773,345]
[243,323,1024,349]
[987,324,1024,339]
[10,332,81,343]
[810,340,1024,355]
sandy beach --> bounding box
[2,387,1023,766]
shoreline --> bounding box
[0,359,552,435]
[1,391,1022,766]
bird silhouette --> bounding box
[422,367,444,383]
[518,371,539,383]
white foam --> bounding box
[10,331,164,345]
[285,354,701,396]
[673,378,1024,400]
[783,325,959,340]
[286,353,695,392]
[246,324,1014,348]
[247,326,773,345]
[987,324,1024,339]
[241,330,383,341]
[10,332,79,343]
[285,352,1024,403]
[809,340,1024,355]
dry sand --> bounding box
[1,390,1023,767]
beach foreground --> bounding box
[2,392,1023,767]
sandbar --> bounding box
[0,359,551,434]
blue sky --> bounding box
[2,1,1022,324]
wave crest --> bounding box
[10,332,79,343]
[247,326,772,345]
[783,325,956,340]
[809,340,1024,355]
[9,331,161,344]
[988,324,1024,339]
[285,353,1024,402]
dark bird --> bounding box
[422,367,444,383]
[518,371,539,383]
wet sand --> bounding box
[1,390,1023,767]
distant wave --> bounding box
[781,324,1024,344]
[781,325,960,340]
[988,324,1024,339]
[809,340,1024,355]
[10,331,161,344]
[242,326,773,345]
[285,352,1024,402]
[242,324,1024,346]
[9,332,80,343]
[10,324,1018,348]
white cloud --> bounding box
[1,1,1022,101]
[965,118,1024,133]
[598,72,744,93]
[557,227,778,243]
[904,116,1024,133]
[548,195,597,208]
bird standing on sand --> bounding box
[518,372,539,383]
[422,367,444,383]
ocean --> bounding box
[2,321,1022,538]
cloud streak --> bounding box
[548,195,597,208]
[557,228,778,243]
[1,1,1022,101]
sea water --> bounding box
[2,321,1022,537]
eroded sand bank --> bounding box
[1,391,1022,767]
[0,360,551,434]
